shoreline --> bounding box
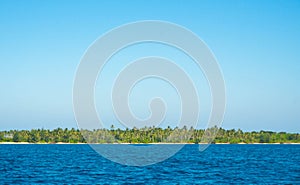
[1,142,300,145]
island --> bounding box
[1,126,299,144]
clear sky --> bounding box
[0,0,299,132]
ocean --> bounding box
[0,144,299,184]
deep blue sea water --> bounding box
[0,144,299,184]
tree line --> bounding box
[0,126,299,144]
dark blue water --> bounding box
[0,144,299,184]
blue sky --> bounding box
[0,0,299,132]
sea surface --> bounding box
[0,144,299,184]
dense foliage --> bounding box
[0,126,299,144]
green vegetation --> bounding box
[0,126,299,144]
